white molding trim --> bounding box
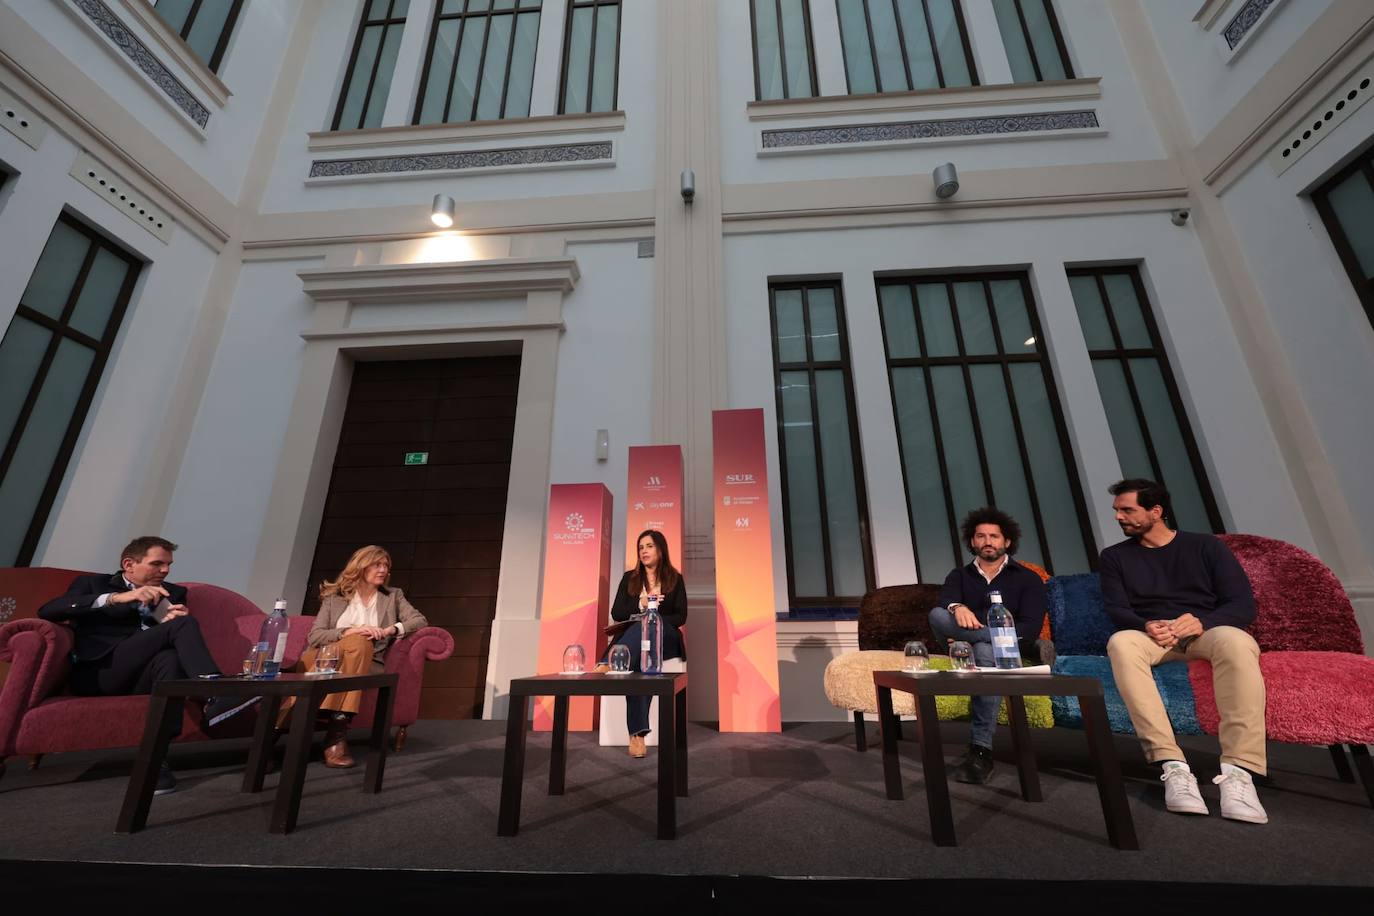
[1193,0,1235,31]
[297,257,580,302]
[301,319,566,341]
[745,78,1101,121]
[1266,56,1374,176]
[307,110,627,152]
[113,0,231,108]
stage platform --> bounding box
[1,720,1370,905]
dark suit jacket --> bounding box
[38,572,189,663]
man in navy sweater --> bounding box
[929,507,1045,784]
[1102,479,1267,824]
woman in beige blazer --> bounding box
[279,545,427,767]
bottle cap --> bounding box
[989,591,1003,603]
[274,599,287,611]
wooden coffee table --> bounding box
[498,672,688,839]
[873,669,1138,850]
[116,671,397,834]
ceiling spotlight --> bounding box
[430,193,455,228]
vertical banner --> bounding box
[625,445,684,568]
[712,408,782,732]
[534,484,613,731]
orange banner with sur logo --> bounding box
[712,408,781,732]
[625,445,683,569]
[534,484,612,731]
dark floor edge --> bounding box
[4,859,1367,906]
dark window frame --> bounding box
[749,0,820,101]
[331,0,412,131]
[768,280,877,607]
[557,0,623,114]
[413,0,543,125]
[153,0,245,73]
[1068,266,1225,533]
[998,0,1075,82]
[0,212,141,566]
[875,271,1096,577]
[1312,144,1374,330]
[836,0,980,94]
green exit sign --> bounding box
[404,452,429,466]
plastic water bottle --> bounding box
[987,590,1022,670]
[641,596,664,675]
[257,599,289,678]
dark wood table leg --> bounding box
[243,695,282,793]
[656,686,677,839]
[877,685,903,801]
[1007,695,1042,802]
[548,694,569,796]
[363,682,393,794]
[116,695,182,834]
[674,685,688,797]
[497,694,529,836]
[1079,693,1139,850]
[270,689,322,834]
[917,693,956,847]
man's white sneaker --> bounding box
[1213,763,1269,824]
[1160,761,1209,815]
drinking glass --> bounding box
[562,644,586,674]
[949,640,975,672]
[314,643,340,676]
[902,640,930,673]
[609,644,632,674]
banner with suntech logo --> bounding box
[534,483,612,731]
[712,408,781,732]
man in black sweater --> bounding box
[1102,479,1267,824]
[929,507,1046,784]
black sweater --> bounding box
[610,570,687,630]
[1099,531,1255,632]
[936,559,1046,641]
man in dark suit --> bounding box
[38,536,256,794]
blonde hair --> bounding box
[320,545,392,599]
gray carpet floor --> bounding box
[1,720,1370,886]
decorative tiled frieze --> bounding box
[761,110,1100,150]
[308,141,615,179]
[1223,0,1277,50]
[70,0,210,129]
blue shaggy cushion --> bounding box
[1052,655,1203,736]
[1047,573,1116,656]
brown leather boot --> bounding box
[322,717,355,768]
[628,734,647,758]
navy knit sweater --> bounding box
[1099,530,1255,632]
[936,558,1046,641]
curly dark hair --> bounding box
[959,507,1021,556]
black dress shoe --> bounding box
[953,744,994,785]
[154,762,177,796]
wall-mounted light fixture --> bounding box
[431,193,455,228]
[595,428,610,462]
[680,169,695,203]
[933,162,959,199]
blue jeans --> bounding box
[928,606,998,749]
[607,621,683,737]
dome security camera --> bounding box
[1171,208,1191,227]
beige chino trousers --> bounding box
[1106,625,1267,775]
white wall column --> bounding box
[962,0,1016,86]
[807,0,849,96]
[382,0,438,126]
